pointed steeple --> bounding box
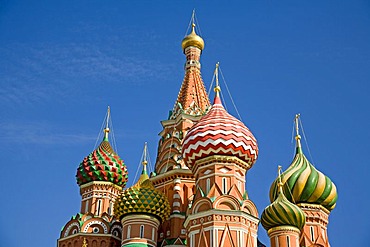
[171,12,210,119]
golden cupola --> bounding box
[181,23,204,51]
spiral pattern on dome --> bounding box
[76,137,128,187]
[114,173,171,223]
[270,147,337,211]
[182,96,258,170]
[261,187,306,231]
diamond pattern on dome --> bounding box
[114,175,170,223]
[76,138,128,187]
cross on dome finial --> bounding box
[277,165,284,193]
[294,113,302,149]
[104,106,111,140]
[142,142,148,175]
[212,62,222,105]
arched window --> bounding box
[140,225,144,238]
[127,226,131,239]
[206,178,210,193]
[222,177,227,194]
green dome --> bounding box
[76,134,128,187]
[114,167,171,223]
[261,183,306,231]
[270,146,338,211]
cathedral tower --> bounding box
[269,114,338,247]
[150,16,211,246]
[114,144,171,247]
[58,108,128,247]
[182,66,259,247]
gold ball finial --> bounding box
[181,24,205,51]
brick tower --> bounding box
[150,19,210,246]
[58,108,128,247]
[181,67,259,247]
[114,143,171,247]
[269,114,338,247]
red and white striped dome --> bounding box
[182,94,258,170]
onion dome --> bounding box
[182,64,258,169]
[76,108,128,187]
[269,114,338,211]
[261,167,306,231]
[114,144,171,223]
[181,23,204,51]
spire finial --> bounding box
[104,106,110,140]
[294,113,302,149]
[142,142,148,174]
[214,62,221,94]
[277,165,283,193]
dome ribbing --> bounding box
[270,115,337,211]
[261,169,306,231]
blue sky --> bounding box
[0,1,369,246]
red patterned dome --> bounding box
[182,90,258,170]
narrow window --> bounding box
[287,236,290,247]
[127,226,131,239]
[85,200,89,213]
[310,226,315,241]
[275,236,279,247]
[96,199,102,215]
[152,227,155,240]
[140,225,144,238]
[206,178,210,193]
[108,202,113,215]
[222,177,227,194]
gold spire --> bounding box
[104,106,110,140]
[294,113,302,149]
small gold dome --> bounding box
[181,24,204,51]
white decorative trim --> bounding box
[64,222,80,237]
[83,220,108,234]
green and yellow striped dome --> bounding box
[270,144,338,211]
[114,165,170,223]
[261,181,306,231]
